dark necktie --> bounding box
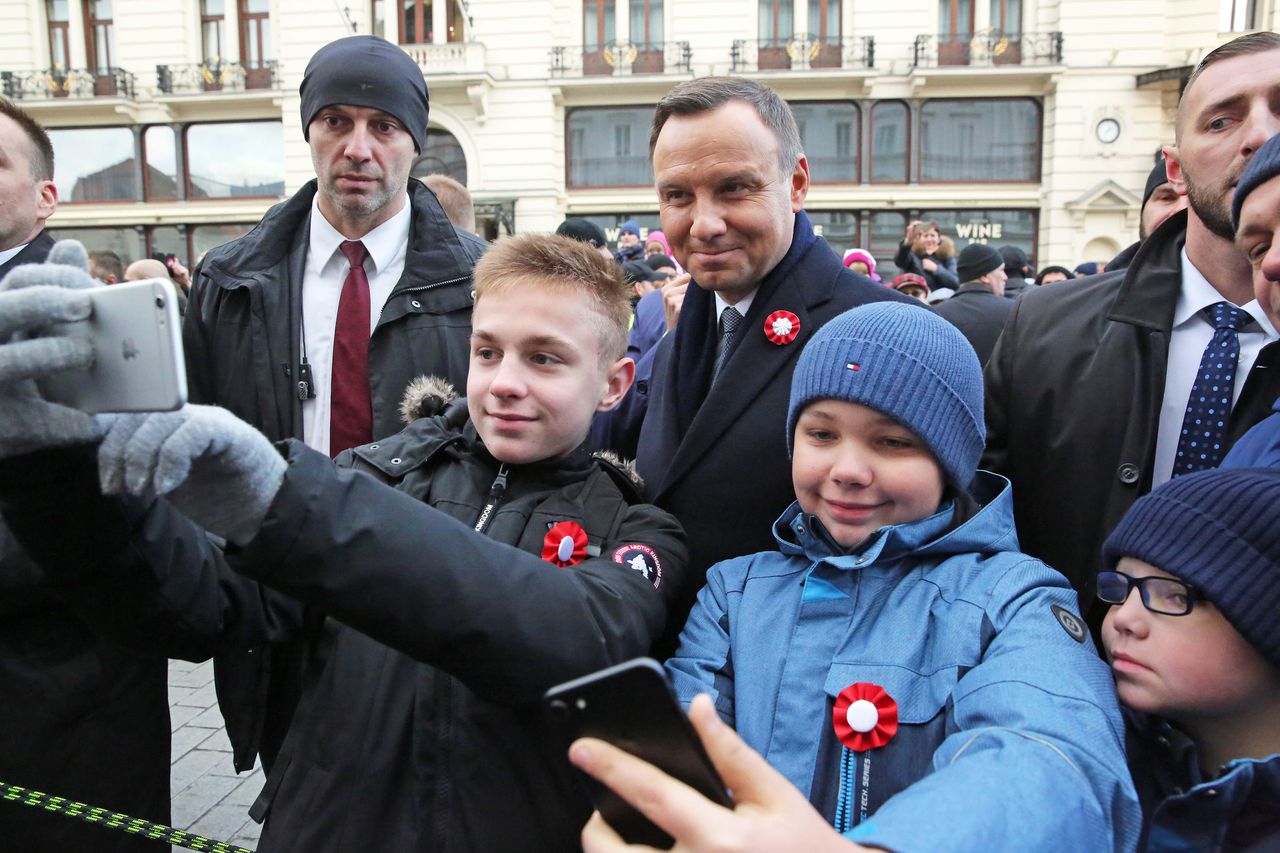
[329,240,373,457]
[711,306,743,386]
[1171,301,1253,477]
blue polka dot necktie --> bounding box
[1172,301,1254,477]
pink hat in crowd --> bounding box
[842,248,880,282]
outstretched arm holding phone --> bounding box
[571,694,877,853]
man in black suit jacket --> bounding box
[0,99,56,281]
[635,78,912,639]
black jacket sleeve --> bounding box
[0,446,305,661]
[230,441,689,705]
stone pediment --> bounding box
[1067,180,1141,212]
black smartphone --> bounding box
[544,657,733,849]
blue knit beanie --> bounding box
[786,303,985,489]
[1102,467,1280,667]
[1232,132,1280,232]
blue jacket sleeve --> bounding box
[664,560,736,724]
[845,561,1141,853]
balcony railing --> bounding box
[156,60,280,94]
[730,35,875,73]
[1,67,135,100]
[403,42,487,76]
[550,41,692,77]
[912,31,1063,68]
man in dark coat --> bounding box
[934,242,1014,365]
[0,101,169,852]
[634,77,912,638]
[984,32,1280,616]
[184,35,486,774]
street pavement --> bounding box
[167,659,263,852]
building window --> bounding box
[46,0,71,69]
[82,0,117,75]
[144,125,179,201]
[201,0,225,62]
[792,102,858,183]
[446,0,464,41]
[409,128,468,184]
[920,99,1040,182]
[614,125,632,158]
[48,126,137,202]
[991,0,1021,35]
[1220,0,1256,31]
[938,0,973,64]
[46,226,138,259]
[869,211,908,277]
[192,223,253,260]
[759,0,793,44]
[577,214,662,250]
[870,101,909,183]
[630,0,662,46]
[239,0,272,87]
[808,211,859,257]
[403,0,430,42]
[186,121,285,198]
[919,208,1038,263]
[567,107,654,188]
[808,0,839,41]
[371,0,386,38]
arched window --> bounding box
[410,127,467,185]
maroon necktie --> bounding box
[329,240,373,456]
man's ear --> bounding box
[35,179,57,224]
[1162,145,1187,196]
[789,155,810,213]
[597,356,636,413]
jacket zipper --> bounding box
[473,463,509,534]
[376,274,473,325]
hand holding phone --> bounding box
[41,278,187,413]
[544,658,732,848]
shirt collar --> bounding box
[0,242,28,267]
[309,192,412,275]
[713,288,758,322]
[1176,247,1279,338]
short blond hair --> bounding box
[421,173,476,233]
[473,233,631,362]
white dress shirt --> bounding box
[1151,248,1278,486]
[300,195,411,453]
[0,242,28,267]
[714,290,757,329]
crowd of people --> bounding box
[0,27,1278,853]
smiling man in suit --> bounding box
[635,77,912,640]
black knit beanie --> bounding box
[1142,157,1170,209]
[1102,467,1280,667]
[300,36,429,153]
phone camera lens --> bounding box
[155,296,166,309]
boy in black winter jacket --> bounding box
[0,234,689,852]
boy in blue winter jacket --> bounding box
[1097,467,1280,852]
[666,302,1140,851]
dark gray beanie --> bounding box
[1102,467,1280,667]
[1142,157,1170,208]
[786,302,985,489]
[300,36,429,153]
[1232,133,1280,232]
[956,243,1003,283]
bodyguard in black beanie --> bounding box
[300,35,429,153]
[179,32,486,780]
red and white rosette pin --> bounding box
[764,310,801,345]
[832,682,898,752]
[542,521,588,567]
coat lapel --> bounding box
[656,243,836,496]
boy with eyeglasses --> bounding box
[1097,467,1280,852]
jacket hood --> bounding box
[772,469,1019,566]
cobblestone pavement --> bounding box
[168,659,262,852]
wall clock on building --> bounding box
[1095,118,1121,144]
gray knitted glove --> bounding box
[0,240,100,458]
[98,404,287,545]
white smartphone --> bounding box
[41,278,188,413]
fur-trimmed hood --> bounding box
[396,375,644,490]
